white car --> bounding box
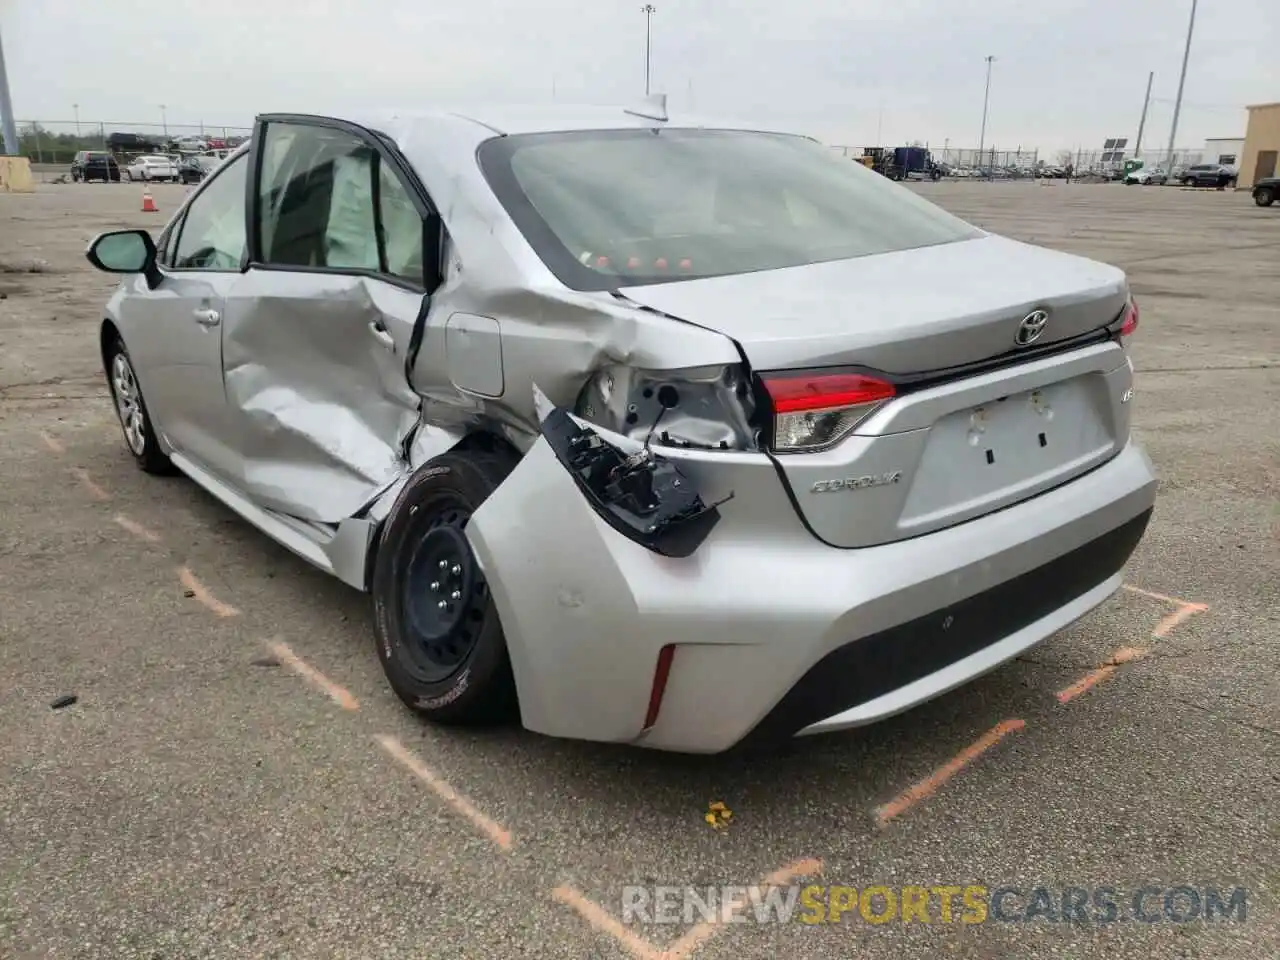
[125,154,179,182]
[1124,167,1168,186]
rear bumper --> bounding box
[468,439,1157,754]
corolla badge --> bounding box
[1014,309,1050,347]
[811,472,902,493]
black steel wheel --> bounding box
[372,446,519,724]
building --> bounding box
[1239,102,1280,188]
[1202,137,1244,167]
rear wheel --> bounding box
[1256,188,1276,207]
[105,335,174,475]
[372,447,520,724]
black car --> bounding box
[1179,163,1236,189]
[106,132,162,154]
[1252,177,1278,208]
[70,151,121,183]
[177,154,221,184]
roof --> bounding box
[1245,101,1280,111]
[345,102,803,139]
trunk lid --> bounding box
[619,235,1135,548]
[616,234,1128,375]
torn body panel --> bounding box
[466,429,1157,752]
[220,270,422,523]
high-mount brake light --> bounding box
[761,372,896,453]
[1120,299,1139,337]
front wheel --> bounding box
[125,170,133,182]
[372,447,520,724]
[105,335,174,475]
[1256,188,1276,207]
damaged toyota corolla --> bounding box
[85,100,1156,753]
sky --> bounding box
[2,0,1276,154]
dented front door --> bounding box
[215,117,428,524]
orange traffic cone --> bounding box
[141,192,158,213]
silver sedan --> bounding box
[85,102,1156,753]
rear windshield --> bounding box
[477,128,981,290]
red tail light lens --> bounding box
[1120,299,1139,337]
[761,373,896,452]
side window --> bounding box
[172,154,248,270]
[256,121,425,284]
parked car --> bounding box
[125,154,179,182]
[1124,167,1168,186]
[1180,164,1236,189]
[83,104,1156,753]
[107,132,162,154]
[177,153,222,184]
[70,150,121,183]
[170,135,209,154]
[1252,177,1278,207]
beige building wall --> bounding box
[1239,102,1280,188]
[0,156,36,193]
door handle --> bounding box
[193,307,221,327]
[369,321,395,352]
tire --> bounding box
[125,170,133,182]
[104,334,174,475]
[1256,188,1276,207]
[372,447,520,724]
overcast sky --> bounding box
[2,0,1276,153]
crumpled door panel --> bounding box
[221,270,423,524]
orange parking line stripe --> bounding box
[1057,647,1149,704]
[1122,583,1199,608]
[661,858,823,959]
[70,467,109,501]
[875,719,1025,828]
[552,886,664,960]
[375,734,514,851]
[114,513,162,544]
[38,431,65,454]
[1153,602,1209,639]
[176,566,240,618]
[267,640,359,712]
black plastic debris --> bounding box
[50,694,78,710]
[250,656,280,668]
[540,406,726,558]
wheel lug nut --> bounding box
[430,581,440,592]
[438,560,448,570]
[437,600,448,610]
[450,564,461,576]
[450,590,461,600]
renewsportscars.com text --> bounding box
[621,884,1249,926]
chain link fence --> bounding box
[15,119,253,169]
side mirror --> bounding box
[86,229,161,289]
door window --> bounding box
[255,121,426,285]
[172,153,249,270]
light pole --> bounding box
[73,103,80,137]
[977,55,995,179]
[159,104,168,138]
[1163,0,1198,178]
[641,4,655,95]
[0,24,18,156]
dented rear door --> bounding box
[215,116,430,524]
[220,272,422,523]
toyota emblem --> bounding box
[1015,309,1050,347]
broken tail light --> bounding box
[761,372,896,453]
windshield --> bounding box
[477,128,982,290]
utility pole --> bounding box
[0,24,19,156]
[73,103,81,137]
[1134,71,1153,158]
[977,55,995,180]
[160,103,168,138]
[641,5,656,96]
[1163,0,1198,176]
